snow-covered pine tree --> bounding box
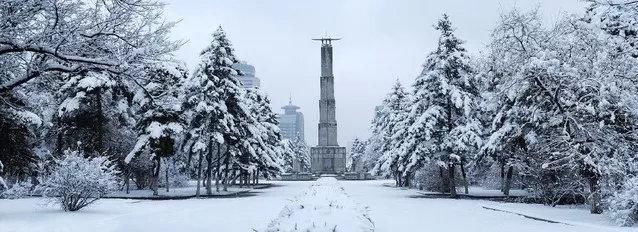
[125,63,187,195]
[348,138,367,172]
[290,133,310,173]
[241,88,285,184]
[55,70,138,175]
[371,80,409,186]
[182,26,247,194]
[369,104,389,176]
[400,15,481,196]
[362,135,382,175]
[0,90,40,185]
[281,139,295,173]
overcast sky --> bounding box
[163,0,587,148]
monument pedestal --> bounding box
[310,146,346,174]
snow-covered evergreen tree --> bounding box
[281,139,295,173]
[399,15,481,195]
[241,88,285,181]
[371,80,409,185]
[348,138,367,172]
[182,26,253,193]
[290,133,310,173]
[0,91,40,183]
[56,71,135,156]
[126,63,187,195]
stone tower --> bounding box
[310,38,346,174]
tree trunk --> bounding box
[165,158,170,193]
[252,169,257,186]
[503,166,514,196]
[588,176,603,214]
[256,169,260,184]
[196,151,203,197]
[448,163,457,198]
[125,166,130,194]
[238,170,243,188]
[215,145,221,192]
[460,160,469,194]
[232,170,237,185]
[94,90,104,153]
[500,161,506,193]
[223,154,230,191]
[397,173,403,187]
[151,158,161,196]
[403,173,411,187]
[206,141,214,195]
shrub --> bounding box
[1,181,33,199]
[607,177,638,226]
[40,150,119,211]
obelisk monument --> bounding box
[310,37,346,174]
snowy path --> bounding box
[266,177,373,231]
[1,179,634,232]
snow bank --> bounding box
[266,177,374,232]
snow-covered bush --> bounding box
[40,150,119,211]
[1,181,33,199]
[607,177,638,226]
[413,164,445,191]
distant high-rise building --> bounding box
[278,99,305,141]
[232,62,261,89]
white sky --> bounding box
[162,0,587,148]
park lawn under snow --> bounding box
[0,181,313,232]
[106,180,251,198]
[1,178,634,232]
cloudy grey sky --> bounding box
[163,0,586,148]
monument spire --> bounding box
[310,36,346,174]
[312,37,341,146]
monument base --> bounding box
[310,146,346,174]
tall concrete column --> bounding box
[311,37,346,174]
[317,40,339,147]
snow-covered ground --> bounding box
[0,181,313,232]
[1,178,635,232]
[344,180,632,232]
[106,181,252,198]
[266,177,373,231]
[417,186,529,197]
